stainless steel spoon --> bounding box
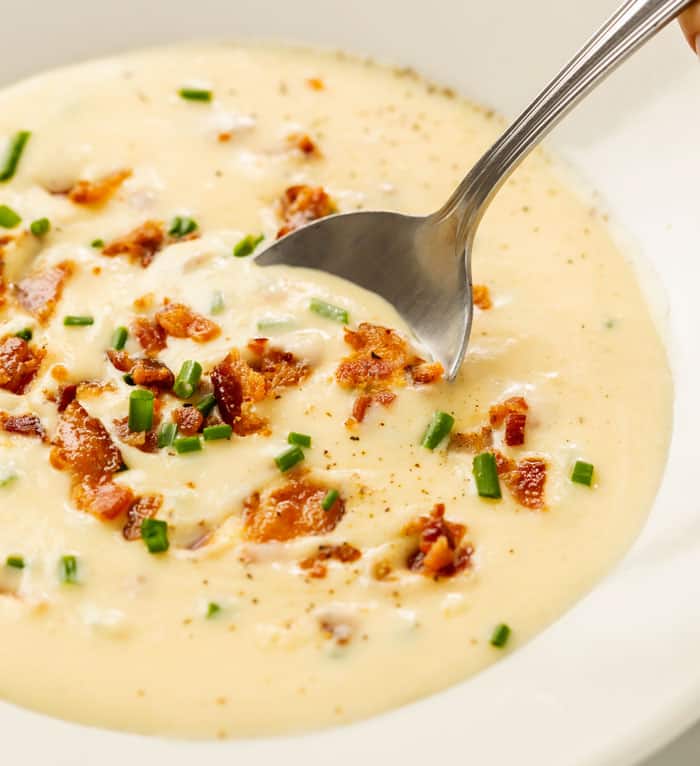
[257,0,692,380]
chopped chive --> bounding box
[174,436,202,454]
[309,297,348,324]
[60,555,78,584]
[123,373,135,386]
[571,460,594,487]
[206,602,221,619]
[421,411,455,450]
[490,623,511,648]
[233,233,264,258]
[0,467,17,487]
[174,360,202,399]
[256,317,295,333]
[6,555,25,569]
[157,422,177,449]
[15,328,32,342]
[321,489,339,512]
[63,315,94,327]
[29,217,50,236]
[195,393,217,418]
[288,431,311,448]
[274,445,305,472]
[168,215,198,238]
[128,389,155,432]
[111,326,128,350]
[210,290,225,315]
[473,452,501,499]
[141,518,169,554]
[0,205,21,229]
[0,131,31,182]
[91,238,104,249]
[203,424,232,441]
[179,87,213,102]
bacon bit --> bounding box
[105,349,132,373]
[504,412,527,447]
[411,361,445,384]
[0,335,45,395]
[56,383,78,412]
[489,396,528,427]
[247,338,311,393]
[113,416,160,453]
[473,284,492,310]
[132,317,167,356]
[102,220,165,268]
[300,543,361,578]
[405,503,474,579]
[306,77,325,91]
[351,390,396,423]
[277,184,336,238]
[0,412,46,440]
[172,405,204,436]
[210,350,267,435]
[67,169,132,206]
[51,401,134,519]
[155,302,221,343]
[123,494,163,541]
[16,261,73,324]
[449,426,493,453]
[243,477,345,543]
[492,450,547,510]
[107,350,174,390]
[287,133,320,156]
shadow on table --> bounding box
[642,720,700,765]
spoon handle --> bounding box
[440,0,694,231]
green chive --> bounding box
[63,315,94,327]
[6,555,25,569]
[288,431,311,448]
[421,411,455,450]
[15,328,32,342]
[111,326,128,350]
[168,215,198,238]
[195,393,217,418]
[473,452,501,499]
[233,233,264,258]
[571,460,594,487]
[157,422,177,448]
[128,389,155,432]
[490,623,511,648]
[274,445,305,472]
[206,602,221,619]
[179,88,213,102]
[60,555,78,584]
[0,467,17,487]
[91,238,104,249]
[0,131,31,182]
[174,436,202,454]
[309,298,348,324]
[174,360,202,399]
[203,424,232,441]
[0,205,21,229]
[321,489,339,512]
[141,518,169,554]
[123,373,135,386]
[210,290,225,315]
[30,217,50,236]
[256,317,296,333]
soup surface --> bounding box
[0,44,672,738]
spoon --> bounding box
[257,0,693,380]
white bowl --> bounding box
[4,1,700,764]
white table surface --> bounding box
[642,720,700,765]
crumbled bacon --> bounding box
[404,503,473,578]
[132,317,167,356]
[351,390,396,424]
[102,220,165,268]
[287,133,319,156]
[243,477,345,543]
[105,350,132,372]
[449,426,493,453]
[155,302,220,343]
[504,412,527,447]
[247,338,311,393]
[56,383,78,412]
[473,284,492,310]
[411,361,445,384]
[16,261,73,324]
[277,184,336,238]
[489,396,528,427]
[300,542,361,578]
[489,396,529,446]
[172,405,203,435]
[113,416,160,453]
[0,335,45,395]
[67,169,132,206]
[493,450,547,510]
[210,350,267,435]
[107,350,174,390]
[0,412,46,440]
[123,494,163,540]
[51,401,134,519]
[53,380,113,411]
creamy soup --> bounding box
[0,44,671,738]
